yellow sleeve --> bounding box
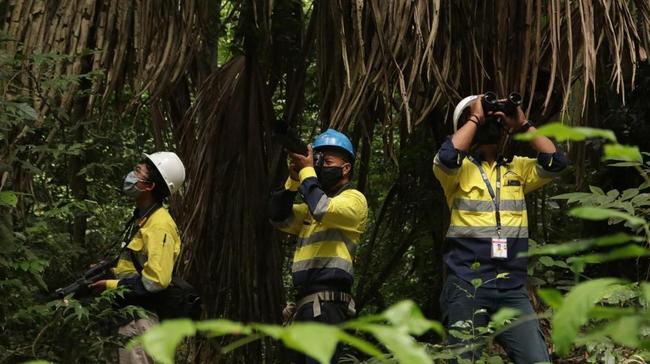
[515,156,553,194]
[433,153,461,198]
[140,224,177,291]
[285,176,300,191]
[319,190,368,234]
[277,203,309,235]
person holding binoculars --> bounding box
[433,92,568,363]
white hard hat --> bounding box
[144,152,185,194]
[452,95,479,132]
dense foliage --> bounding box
[2,1,650,363]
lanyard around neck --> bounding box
[469,156,502,237]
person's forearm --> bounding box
[451,119,479,151]
[525,126,557,153]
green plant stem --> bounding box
[635,165,650,186]
[489,311,552,339]
[31,319,56,358]
[220,332,266,354]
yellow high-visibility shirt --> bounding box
[433,137,566,288]
[273,167,368,289]
[105,207,181,293]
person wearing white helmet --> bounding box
[89,151,185,364]
[433,95,567,363]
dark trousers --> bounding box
[289,301,349,364]
[440,274,550,364]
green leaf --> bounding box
[490,307,521,330]
[380,300,438,336]
[133,319,196,364]
[486,356,505,364]
[513,122,617,142]
[552,278,624,356]
[15,102,38,120]
[576,315,647,349]
[281,323,340,364]
[642,283,650,304]
[195,319,251,337]
[471,278,482,288]
[603,144,643,163]
[551,192,593,203]
[567,245,650,266]
[336,331,386,359]
[589,185,606,195]
[600,283,639,305]
[568,206,646,226]
[632,193,650,205]
[521,233,642,257]
[538,288,564,309]
[251,323,284,339]
[538,256,555,267]
[587,306,636,320]
[361,324,432,364]
[0,191,17,207]
[608,161,643,167]
[621,188,640,201]
[588,316,642,348]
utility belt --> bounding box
[283,290,356,326]
[296,282,351,297]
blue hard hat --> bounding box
[312,128,355,161]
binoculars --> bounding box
[482,91,522,121]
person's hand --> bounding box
[288,144,314,172]
[288,159,300,181]
[469,95,486,125]
[493,103,527,131]
[89,280,107,294]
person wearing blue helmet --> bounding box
[270,128,368,364]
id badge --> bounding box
[491,237,508,259]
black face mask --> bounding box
[316,166,344,191]
[474,119,502,145]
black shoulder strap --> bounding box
[129,248,144,274]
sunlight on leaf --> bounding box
[514,122,617,142]
[0,191,18,207]
[195,319,251,337]
[603,144,643,163]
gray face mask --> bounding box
[123,171,145,199]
